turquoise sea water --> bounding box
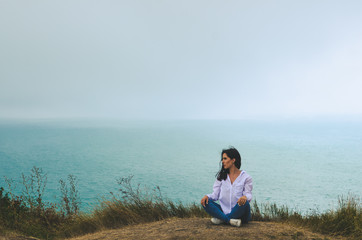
[0,119,361,213]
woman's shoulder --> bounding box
[213,179,223,185]
[240,170,252,179]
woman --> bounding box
[201,147,253,227]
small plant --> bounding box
[0,187,11,221]
[2,177,27,227]
[59,174,81,217]
[21,166,47,212]
[116,175,164,204]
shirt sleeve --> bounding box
[244,175,253,202]
[207,180,222,201]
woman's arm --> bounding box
[201,180,221,206]
[207,180,222,201]
[243,175,253,202]
[236,175,253,205]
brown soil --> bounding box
[68,218,347,240]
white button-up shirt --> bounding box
[207,170,253,214]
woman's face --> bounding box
[222,153,235,169]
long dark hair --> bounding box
[216,147,241,181]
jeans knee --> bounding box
[203,199,215,208]
[202,201,210,210]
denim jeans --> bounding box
[202,199,251,224]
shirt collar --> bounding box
[227,170,244,183]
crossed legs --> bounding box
[202,199,251,224]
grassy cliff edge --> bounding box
[1,170,360,239]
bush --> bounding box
[0,167,80,239]
[59,174,81,217]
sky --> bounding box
[1,0,362,120]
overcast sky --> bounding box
[1,0,361,120]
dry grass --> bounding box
[1,171,361,240]
[69,217,349,240]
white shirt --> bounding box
[207,170,253,214]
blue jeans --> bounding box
[202,199,251,224]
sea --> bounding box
[0,119,361,214]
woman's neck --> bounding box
[229,166,241,176]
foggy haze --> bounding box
[1,0,362,120]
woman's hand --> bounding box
[201,195,209,207]
[237,196,247,206]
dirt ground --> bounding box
[67,218,346,240]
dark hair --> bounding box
[216,147,241,181]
